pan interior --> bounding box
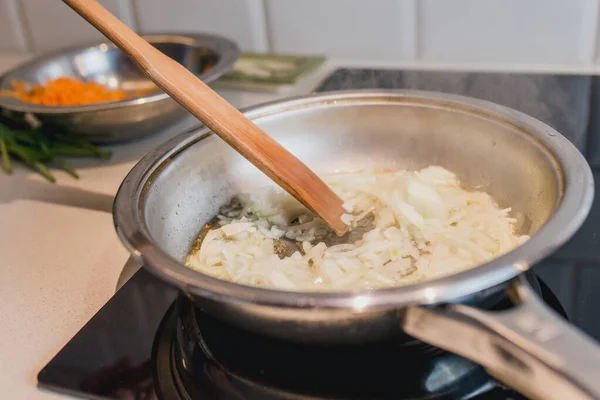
[142,97,561,279]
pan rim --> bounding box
[113,89,594,311]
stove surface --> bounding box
[38,268,177,399]
[40,267,561,400]
[38,68,598,399]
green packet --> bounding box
[213,53,326,92]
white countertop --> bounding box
[0,54,335,399]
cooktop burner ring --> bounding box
[152,274,565,400]
[152,299,558,399]
[153,301,494,400]
[152,302,187,400]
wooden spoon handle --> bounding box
[63,0,347,235]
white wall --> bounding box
[3,0,600,72]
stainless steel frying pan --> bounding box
[114,90,598,399]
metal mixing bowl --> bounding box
[0,33,239,143]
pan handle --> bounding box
[404,275,600,400]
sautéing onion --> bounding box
[185,167,529,291]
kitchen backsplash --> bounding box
[3,0,600,72]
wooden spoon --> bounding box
[62,0,348,236]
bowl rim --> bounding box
[0,32,240,115]
[113,89,595,311]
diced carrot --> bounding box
[0,77,152,106]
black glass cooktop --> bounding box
[37,68,600,399]
[39,266,560,400]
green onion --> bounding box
[0,122,112,182]
[32,161,55,183]
[0,137,11,173]
[54,157,79,179]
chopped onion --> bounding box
[186,167,529,291]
